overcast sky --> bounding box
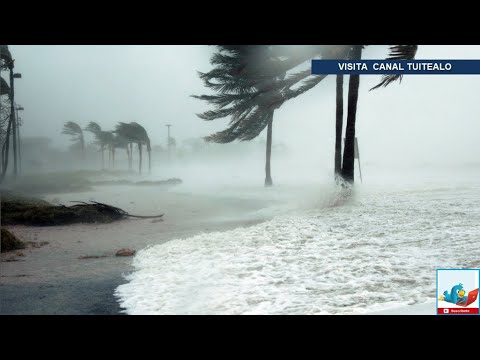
[6,45,480,167]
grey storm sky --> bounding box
[6,45,480,166]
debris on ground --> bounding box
[115,248,136,257]
[1,192,164,226]
[1,227,26,253]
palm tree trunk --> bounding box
[335,74,344,180]
[10,69,18,178]
[147,140,151,174]
[138,142,142,174]
[129,143,133,170]
[112,148,115,169]
[126,147,130,170]
[0,117,12,181]
[341,45,363,184]
[148,150,151,174]
[101,145,105,169]
[264,111,274,187]
[80,134,85,160]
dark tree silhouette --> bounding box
[193,46,290,187]
[115,122,150,174]
[193,45,356,186]
[341,46,362,183]
[84,122,111,170]
[112,132,130,170]
[341,45,418,184]
[115,122,135,171]
[335,74,344,180]
[62,122,85,159]
[250,45,417,185]
[0,45,15,181]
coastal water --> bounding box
[115,165,480,314]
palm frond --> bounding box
[370,45,418,91]
[283,74,328,101]
[84,122,102,135]
[62,121,83,136]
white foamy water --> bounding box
[115,169,480,314]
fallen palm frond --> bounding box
[70,201,164,219]
[1,192,163,226]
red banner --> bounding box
[437,308,479,314]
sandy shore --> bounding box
[0,185,273,314]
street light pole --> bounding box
[10,69,17,177]
[10,71,21,177]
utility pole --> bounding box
[165,124,172,161]
[16,105,24,174]
[10,67,17,177]
[9,70,21,177]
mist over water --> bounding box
[114,150,480,314]
[115,165,480,314]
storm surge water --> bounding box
[115,166,480,314]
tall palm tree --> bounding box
[341,45,363,183]
[195,45,417,186]
[194,46,287,187]
[341,45,418,184]
[0,45,14,182]
[0,84,10,177]
[334,74,344,181]
[256,45,417,185]
[62,121,85,159]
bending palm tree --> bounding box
[103,131,115,169]
[129,122,151,174]
[115,122,151,174]
[115,122,135,171]
[194,46,287,187]
[62,121,85,159]
[85,122,110,170]
[267,45,417,184]
[112,132,130,170]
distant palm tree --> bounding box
[62,122,85,159]
[111,132,130,170]
[115,122,151,174]
[85,122,111,170]
[129,122,151,174]
[115,122,135,171]
[103,131,115,169]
